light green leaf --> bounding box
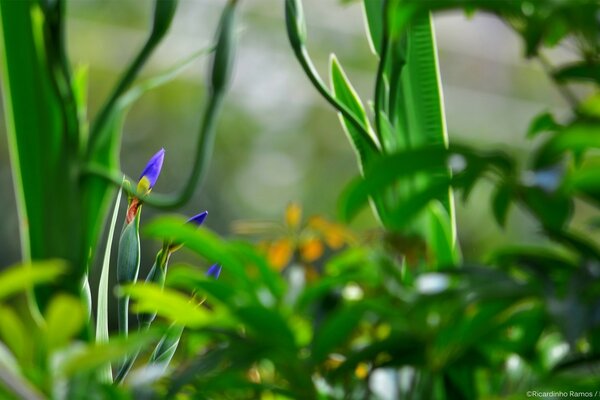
[330,54,379,169]
[95,185,123,383]
[0,307,28,364]
[0,261,66,302]
[57,332,159,378]
[45,295,85,352]
[311,305,364,363]
[362,0,384,55]
[143,217,247,281]
[122,284,231,328]
[426,200,459,267]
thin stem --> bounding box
[81,92,225,209]
[87,38,158,157]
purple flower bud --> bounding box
[206,264,221,279]
[187,211,208,226]
[139,148,165,189]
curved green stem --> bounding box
[82,92,224,209]
[87,38,159,157]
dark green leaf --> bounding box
[311,305,364,363]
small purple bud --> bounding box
[206,264,221,279]
[139,148,165,189]
[187,211,208,226]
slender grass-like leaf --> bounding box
[0,0,84,304]
[95,185,123,383]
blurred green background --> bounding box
[0,0,571,268]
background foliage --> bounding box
[0,0,599,399]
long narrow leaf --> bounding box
[95,184,124,383]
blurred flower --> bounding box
[233,202,356,280]
[206,264,222,279]
[168,210,209,253]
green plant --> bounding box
[1,0,600,398]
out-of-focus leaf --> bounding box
[338,146,447,221]
[311,305,364,363]
[143,217,247,282]
[554,62,600,84]
[122,284,230,328]
[230,241,285,301]
[0,261,66,301]
[492,182,512,227]
[527,112,559,138]
[426,200,458,267]
[45,295,85,352]
[166,265,242,306]
[579,92,600,118]
[333,334,425,377]
[0,307,28,364]
[57,331,159,378]
[235,305,297,351]
[519,188,572,230]
[534,123,600,168]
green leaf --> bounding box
[0,261,66,301]
[527,111,559,138]
[554,62,600,84]
[330,54,379,169]
[520,187,572,230]
[426,200,459,267]
[492,183,512,227]
[338,145,448,221]
[166,265,243,306]
[143,217,248,282]
[0,1,84,302]
[45,295,85,352]
[57,331,159,378]
[362,0,383,55]
[0,307,28,365]
[235,305,297,352]
[311,305,364,363]
[95,185,123,383]
[122,283,230,328]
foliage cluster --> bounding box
[0,0,599,399]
